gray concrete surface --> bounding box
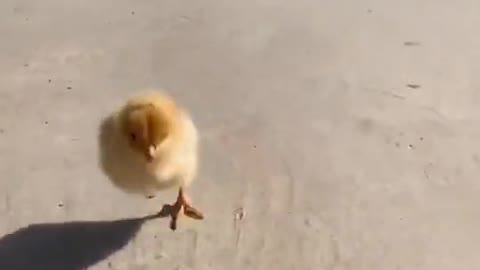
[0,0,479,269]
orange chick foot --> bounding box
[169,199,204,231]
[158,188,204,231]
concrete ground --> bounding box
[0,0,479,269]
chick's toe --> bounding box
[168,188,204,230]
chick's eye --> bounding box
[130,133,136,141]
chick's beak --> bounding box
[145,145,156,162]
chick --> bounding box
[113,91,203,230]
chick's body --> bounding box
[112,91,203,230]
[116,93,198,188]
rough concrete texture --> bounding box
[0,0,479,269]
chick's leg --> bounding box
[169,187,204,230]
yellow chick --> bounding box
[106,90,203,230]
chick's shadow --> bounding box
[0,214,164,270]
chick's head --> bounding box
[122,104,171,162]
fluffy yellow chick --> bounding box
[112,91,203,230]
